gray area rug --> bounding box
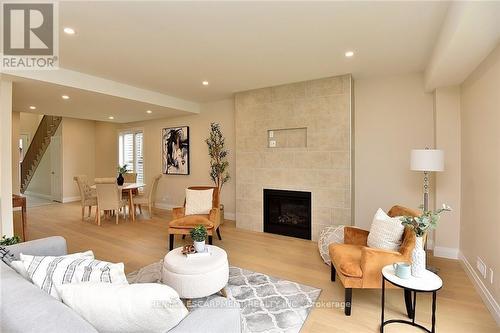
[128,263,321,333]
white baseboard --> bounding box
[433,246,459,259]
[153,202,235,221]
[62,196,80,203]
[153,203,176,210]
[459,251,500,326]
[24,191,52,200]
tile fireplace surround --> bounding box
[235,74,353,240]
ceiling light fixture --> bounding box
[63,27,75,35]
[61,95,70,100]
[146,110,152,114]
[29,106,36,110]
[202,81,209,86]
[345,51,354,58]
[108,116,114,120]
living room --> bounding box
[1,1,499,333]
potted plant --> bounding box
[205,123,230,224]
[190,225,208,253]
[117,164,128,186]
[400,204,451,277]
[0,235,21,246]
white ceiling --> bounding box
[12,78,187,123]
[58,1,450,102]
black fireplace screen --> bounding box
[263,189,311,240]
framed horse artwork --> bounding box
[162,126,190,175]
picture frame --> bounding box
[162,126,190,175]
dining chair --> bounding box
[123,172,138,196]
[133,174,162,218]
[73,175,97,221]
[123,172,137,183]
[94,178,128,226]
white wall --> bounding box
[0,80,13,237]
[434,86,461,258]
[354,73,435,229]
[61,118,96,201]
[460,43,500,312]
[108,99,236,216]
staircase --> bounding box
[20,115,62,194]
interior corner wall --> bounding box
[0,79,14,237]
[434,86,461,259]
[354,73,435,229]
[12,111,20,195]
[61,117,96,201]
[460,43,500,307]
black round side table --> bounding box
[380,265,442,333]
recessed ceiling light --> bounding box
[202,81,209,86]
[345,51,354,58]
[146,110,152,114]
[61,95,70,100]
[29,106,36,110]
[108,116,114,120]
[63,27,75,35]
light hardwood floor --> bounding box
[13,202,499,333]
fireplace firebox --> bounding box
[263,189,311,240]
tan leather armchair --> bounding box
[168,186,222,250]
[329,205,419,316]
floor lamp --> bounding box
[410,149,444,212]
[410,149,444,273]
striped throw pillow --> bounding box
[20,252,128,300]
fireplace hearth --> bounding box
[263,189,311,240]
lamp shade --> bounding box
[410,149,444,172]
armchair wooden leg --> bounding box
[345,288,352,316]
[81,206,85,221]
[169,234,174,251]
[88,206,91,217]
[404,288,414,319]
[208,235,213,245]
[216,228,222,240]
[331,264,336,282]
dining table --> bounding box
[91,182,145,222]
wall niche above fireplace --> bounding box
[264,189,311,240]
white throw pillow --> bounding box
[15,250,94,281]
[10,260,29,279]
[20,252,127,300]
[56,282,188,333]
[185,188,214,215]
[367,208,405,251]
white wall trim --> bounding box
[433,246,459,259]
[154,203,176,210]
[62,196,80,203]
[24,191,52,201]
[459,251,500,326]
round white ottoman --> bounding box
[161,245,229,299]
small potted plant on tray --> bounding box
[190,225,208,253]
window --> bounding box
[118,130,144,184]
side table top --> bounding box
[382,265,442,292]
